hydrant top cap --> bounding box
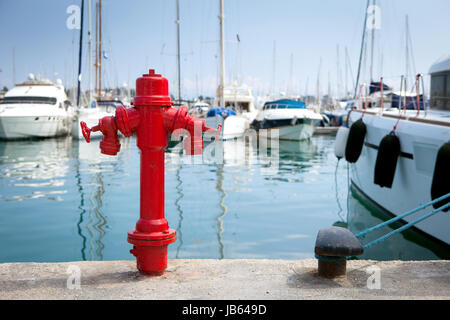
[144,69,161,77]
[134,69,172,106]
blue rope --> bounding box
[355,193,450,238]
[315,201,449,261]
[363,201,450,249]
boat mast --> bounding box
[95,0,98,96]
[405,15,409,90]
[272,41,276,96]
[354,0,370,98]
[304,77,309,102]
[370,0,376,82]
[336,44,341,99]
[316,57,322,109]
[345,47,355,97]
[176,0,181,103]
[288,53,293,96]
[327,70,331,107]
[88,0,92,107]
[12,47,16,85]
[219,0,225,108]
[98,0,102,97]
[76,0,85,108]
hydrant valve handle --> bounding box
[80,121,91,143]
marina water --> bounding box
[0,135,447,262]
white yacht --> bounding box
[251,99,323,141]
[0,75,74,139]
[72,98,123,140]
[206,84,257,140]
[189,101,211,119]
[347,53,450,246]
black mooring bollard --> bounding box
[314,226,363,278]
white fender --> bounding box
[334,126,350,159]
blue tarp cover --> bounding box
[207,107,237,117]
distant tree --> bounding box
[2,86,8,92]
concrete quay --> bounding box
[0,259,449,300]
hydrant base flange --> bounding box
[128,228,176,246]
[128,228,176,273]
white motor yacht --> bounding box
[189,101,211,119]
[0,75,74,139]
[251,99,323,141]
[347,53,450,246]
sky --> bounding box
[1,0,450,100]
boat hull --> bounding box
[348,110,450,245]
[205,115,250,140]
[0,115,71,139]
[257,122,316,141]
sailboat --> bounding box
[344,3,450,245]
[205,0,256,140]
[72,0,120,140]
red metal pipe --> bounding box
[79,69,214,274]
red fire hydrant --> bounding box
[80,69,215,273]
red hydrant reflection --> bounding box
[80,69,215,273]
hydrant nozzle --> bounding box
[80,69,216,274]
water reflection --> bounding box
[71,138,131,260]
[72,140,108,260]
[333,160,347,225]
[0,137,72,202]
[215,164,227,259]
[75,168,107,261]
[261,139,320,184]
[278,139,318,162]
[74,157,88,261]
[174,165,184,258]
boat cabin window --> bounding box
[0,96,57,105]
[430,72,450,110]
[263,103,305,110]
[225,101,250,112]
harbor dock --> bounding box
[1,259,449,300]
